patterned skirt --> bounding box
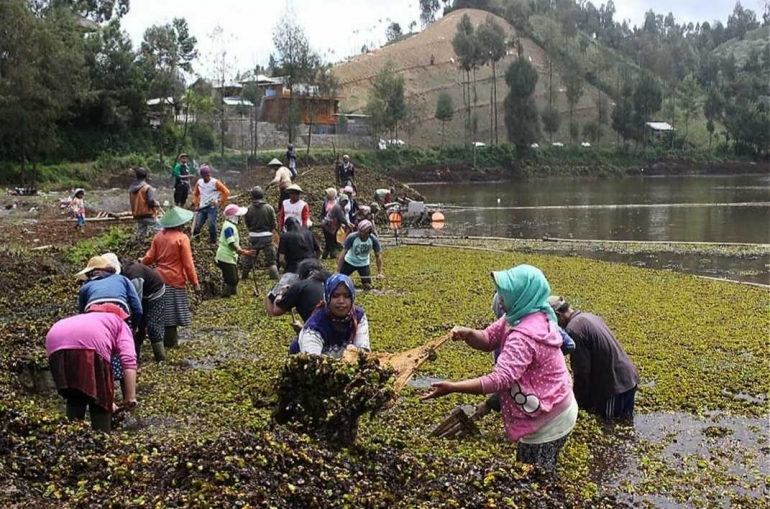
[144,294,166,342]
[49,349,114,412]
[162,285,191,327]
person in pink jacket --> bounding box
[422,264,578,472]
[46,310,138,432]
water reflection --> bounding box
[413,175,770,244]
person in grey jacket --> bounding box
[548,296,640,419]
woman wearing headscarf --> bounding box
[141,207,200,348]
[291,274,370,358]
[422,265,577,473]
[215,204,252,297]
[46,308,138,432]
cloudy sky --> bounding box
[121,0,763,78]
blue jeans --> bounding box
[194,206,218,244]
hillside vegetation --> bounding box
[333,9,611,148]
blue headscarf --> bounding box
[492,265,558,326]
[324,273,356,310]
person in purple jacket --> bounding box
[46,309,138,432]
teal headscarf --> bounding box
[492,265,558,326]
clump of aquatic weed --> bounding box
[272,353,395,446]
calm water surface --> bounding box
[411,174,770,243]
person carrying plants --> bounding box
[291,273,371,358]
[285,144,298,180]
[548,296,640,420]
[141,207,200,348]
[321,192,352,259]
[242,186,280,282]
[46,308,138,432]
[111,254,169,362]
[172,153,194,207]
[265,158,293,211]
[422,265,578,473]
[277,184,310,230]
[70,188,86,230]
[129,167,161,238]
[215,204,253,298]
[337,220,383,291]
[192,165,230,247]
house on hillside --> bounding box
[645,121,676,146]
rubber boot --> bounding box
[151,341,167,362]
[268,265,279,280]
[164,326,179,348]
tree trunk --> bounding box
[493,61,499,146]
[182,99,190,150]
[307,120,313,156]
[472,67,478,143]
[489,78,494,145]
[441,120,445,149]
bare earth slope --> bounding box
[333,9,607,148]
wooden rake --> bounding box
[342,332,453,393]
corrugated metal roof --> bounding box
[645,121,675,131]
[223,97,254,107]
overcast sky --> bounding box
[121,0,764,78]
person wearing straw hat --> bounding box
[421,265,577,473]
[216,204,253,297]
[337,219,383,291]
[141,207,200,348]
[46,308,138,432]
[172,153,193,207]
[277,183,310,230]
[192,165,230,247]
[129,167,161,238]
[265,158,293,209]
[77,256,143,329]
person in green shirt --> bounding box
[216,204,253,297]
[172,153,193,207]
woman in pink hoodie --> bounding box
[422,264,577,472]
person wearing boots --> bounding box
[216,204,253,297]
[141,207,200,348]
[243,186,280,282]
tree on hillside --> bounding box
[727,1,760,40]
[563,67,584,142]
[386,22,403,42]
[272,7,322,144]
[0,0,84,186]
[141,17,198,160]
[241,81,262,158]
[420,0,440,28]
[677,74,701,149]
[365,61,407,141]
[435,93,454,148]
[503,56,540,160]
[595,93,609,143]
[612,82,635,147]
[452,14,479,146]
[633,74,663,146]
[703,86,724,151]
[541,104,560,143]
[477,16,506,145]
[505,0,531,29]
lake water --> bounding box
[411,174,770,244]
[409,174,770,284]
